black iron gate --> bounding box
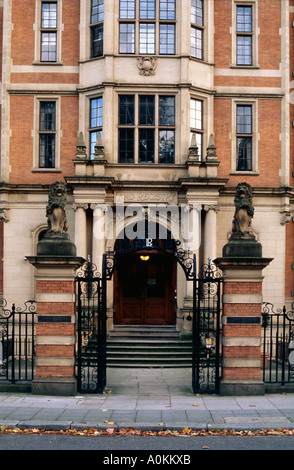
[0,299,36,384]
[192,260,222,394]
[76,259,107,393]
[76,251,222,394]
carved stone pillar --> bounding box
[203,204,219,264]
[91,203,107,274]
[72,203,88,259]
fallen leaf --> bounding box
[202,446,210,449]
[106,427,115,434]
[249,404,256,407]
[192,404,199,407]
[104,420,115,425]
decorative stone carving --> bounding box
[137,56,157,76]
[76,132,87,159]
[46,181,68,233]
[37,181,76,256]
[203,204,220,214]
[72,203,89,212]
[232,182,255,238]
[115,190,177,204]
[206,134,218,162]
[222,182,262,258]
[94,132,106,161]
[187,133,200,161]
[0,208,9,222]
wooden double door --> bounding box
[114,253,175,325]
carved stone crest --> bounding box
[137,56,157,76]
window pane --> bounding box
[237,36,252,65]
[191,26,202,59]
[190,99,202,130]
[120,0,136,19]
[39,134,55,168]
[91,0,104,24]
[40,102,56,131]
[41,2,57,28]
[159,0,176,20]
[237,137,252,170]
[41,32,57,61]
[91,24,103,57]
[139,24,155,54]
[90,131,103,159]
[119,95,135,125]
[159,96,175,126]
[90,97,103,128]
[140,0,156,19]
[159,130,175,163]
[191,0,203,26]
[139,129,155,163]
[119,23,135,53]
[119,129,135,162]
[139,96,155,125]
[159,24,175,54]
[237,6,252,32]
[237,106,252,134]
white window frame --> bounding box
[33,0,63,65]
[190,0,205,61]
[230,99,259,174]
[231,1,259,68]
[190,97,204,160]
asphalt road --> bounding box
[0,434,293,452]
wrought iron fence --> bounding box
[261,303,294,385]
[0,299,36,383]
[192,260,222,394]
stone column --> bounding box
[203,204,219,264]
[91,203,106,274]
[73,203,88,259]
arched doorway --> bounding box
[112,222,178,326]
[114,251,176,325]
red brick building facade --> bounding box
[0,0,293,328]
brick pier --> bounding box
[215,258,272,395]
[26,257,84,395]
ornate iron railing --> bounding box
[0,299,36,383]
[261,303,294,385]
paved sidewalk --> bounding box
[0,368,294,432]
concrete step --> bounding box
[105,325,192,368]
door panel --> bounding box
[114,253,175,325]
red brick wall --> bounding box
[214,0,281,70]
[9,94,78,184]
[11,0,80,67]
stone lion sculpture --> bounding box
[46,181,68,233]
[232,182,254,237]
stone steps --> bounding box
[106,325,192,368]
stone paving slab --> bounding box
[0,369,294,431]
